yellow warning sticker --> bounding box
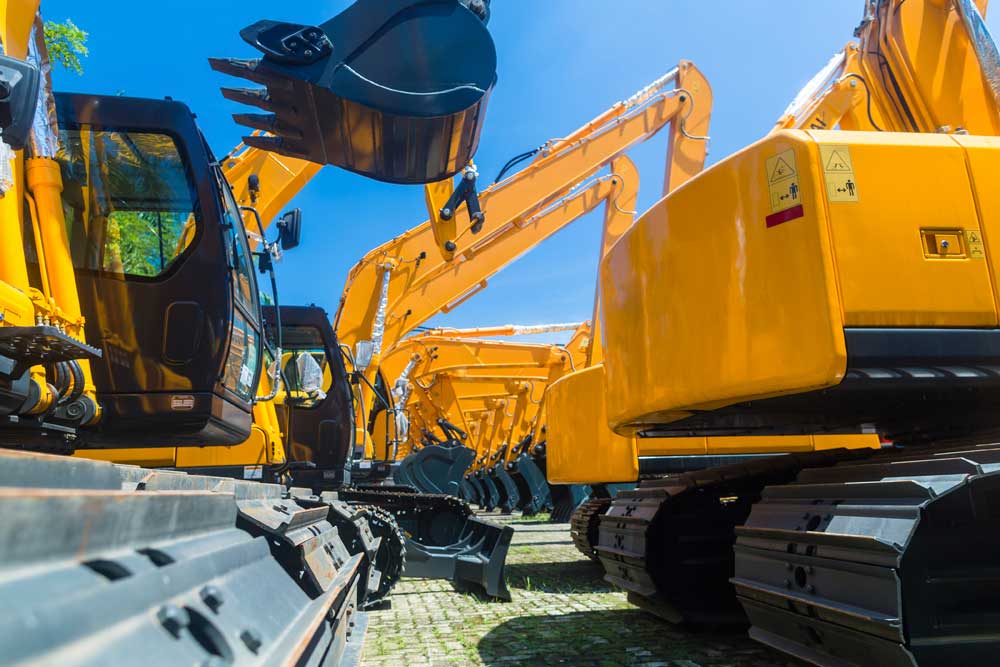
[765,149,802,213]
[820,144,859,202]
[966,229,986,259]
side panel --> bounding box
[809,130,996,327]
[600,131,847,434]
[954,135,1000,309]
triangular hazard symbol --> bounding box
[769,157,795,183]
[825,150,851,172]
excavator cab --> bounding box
[265,304,355,486]
[48,93,265,446]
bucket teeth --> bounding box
[230,112,303,138]
[241,133,292,155]
[220,87,276,112]
[212,1,495,181]
[208,57,289,90]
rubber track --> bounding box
[570,497,612,561]
[339,488,473,547]
[596,448,869,624]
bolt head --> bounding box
[200,584,224,611]
[241,628,264,654]
[157,604,190,637]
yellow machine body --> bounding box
[545,360,877,484]
[545,363,638,484]
[601,129,999,434]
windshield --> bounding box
[56,127,199,279]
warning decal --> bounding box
[820,144,859,202]
[966,229,986,259]
[769,156,796,183]
[765,149,802,216]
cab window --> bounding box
[56,127,199,279]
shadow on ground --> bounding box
[504,559,615,595]
[478,609,797,667]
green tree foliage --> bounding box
[43,19,88,75]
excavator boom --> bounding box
[334,65,710,459]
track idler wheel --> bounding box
[570,497,612,561]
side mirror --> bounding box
[0,55,40,151]
[277,208,302,250]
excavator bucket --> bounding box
[476,470,501,511]
[510,453,553,516]
[491,466,521,514]
[460,476,480,504]
[404,516,513,600]
[392,443,475,496]
[211,0,497,184]
[533,447,589,521]
[465,473,487,507]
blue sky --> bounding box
[42,1,1000,343]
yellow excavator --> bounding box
[553,0,1000,664]
[0,0,498,662]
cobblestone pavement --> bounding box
[360,513,801,667]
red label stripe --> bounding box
[765,204,804,228]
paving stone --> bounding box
[360,513,798,667]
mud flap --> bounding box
[510,453,552,515]
[403,516,514,600]
[393,444,475,496]
[492,467,520,513]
